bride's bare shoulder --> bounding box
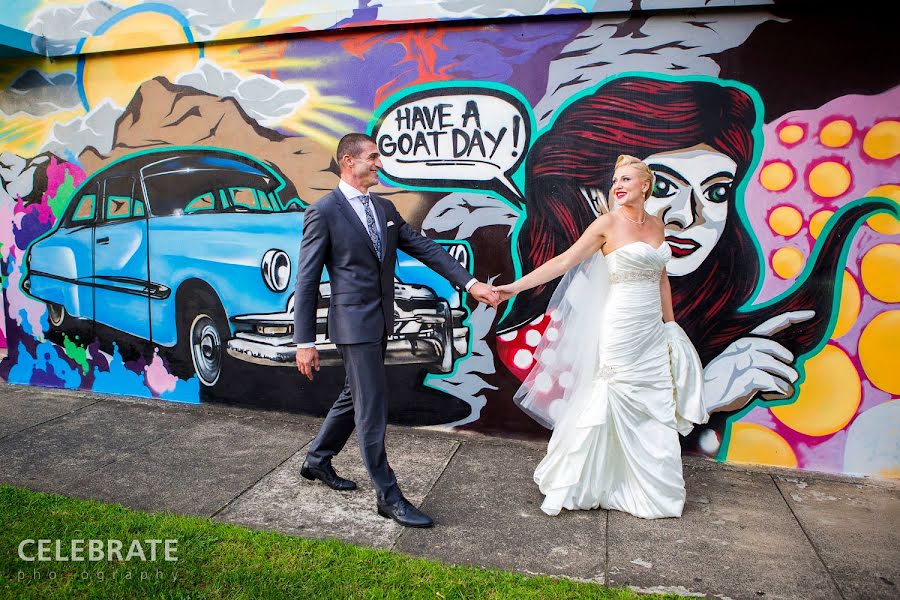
[584,214,613,241]
[592,212,615,230]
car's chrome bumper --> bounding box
[226,303,469,373]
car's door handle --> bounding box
[96,236,110,245]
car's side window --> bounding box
[102,177,139,223]
[71,194,97,223]
[229,187,260,210]
[255,189,273,210]
[185,192,216,214]
[106,195,132,220]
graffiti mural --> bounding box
[1,2,898,477]
[5,1,772,56]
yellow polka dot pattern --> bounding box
[858,311,900,395]
[760,162,794,192]
[768,206,803,237]
[727,423,797,468]
[865,185,900,235]
[863,120,900,160]
[820,120,854,148]
[772,247,804,279]
[809,210,834,239]
[735,107,898,471]
[772,344,861,436]
[779,124,805,145]
[808,161,851,198]
[861,244,900,303]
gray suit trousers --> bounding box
[305,338,400,504]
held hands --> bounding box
[469,281,500,308]
[491,284,516,303]
[295,346,320,381]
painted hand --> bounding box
[295,346,320,381]
[702,310,814,413]
[469,281,500,308]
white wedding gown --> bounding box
[529,241,708,519]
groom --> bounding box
[293,133,498,528]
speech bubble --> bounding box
[370,85,531,203]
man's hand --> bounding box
[469,281,499,308]
[296,346,320,381]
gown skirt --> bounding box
[533,242,707,519]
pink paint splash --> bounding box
[15,194,54,226]
[144,349,178,396]
[43,157,86,206]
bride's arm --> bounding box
[655,218,675,323]
[496,216,607,298]
[660,272,675,323]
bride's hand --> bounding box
[492,284,517,302]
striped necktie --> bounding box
[359,195,383,261]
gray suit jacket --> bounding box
[292,187,472,345]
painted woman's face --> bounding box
[643,146,737,276]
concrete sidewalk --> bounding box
[0,381,897,599]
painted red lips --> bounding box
[665,235,700,258]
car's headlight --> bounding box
[261,249,291,292]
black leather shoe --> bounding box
[300,460,357,491]
[377,495,434,528]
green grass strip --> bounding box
[0,485,680,599]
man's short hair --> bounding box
[336,133,376,163]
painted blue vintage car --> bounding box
[23,147,470,387]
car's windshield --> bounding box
[143,169,283,216]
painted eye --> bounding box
[704,182,732,203]
[652,175,676,198]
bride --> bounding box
[494,155,708,519]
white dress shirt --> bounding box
[339,179,382,239]
[296,179,477,349]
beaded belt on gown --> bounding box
[608,269,659,284]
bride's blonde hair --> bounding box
[615,154,655,200]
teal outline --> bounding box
[70,194,97,222]
[716,195,899,461]
[367,80,535,207]
[105,195,133,220]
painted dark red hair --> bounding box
[505,75,885,371]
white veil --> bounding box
[512,250,610,429]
